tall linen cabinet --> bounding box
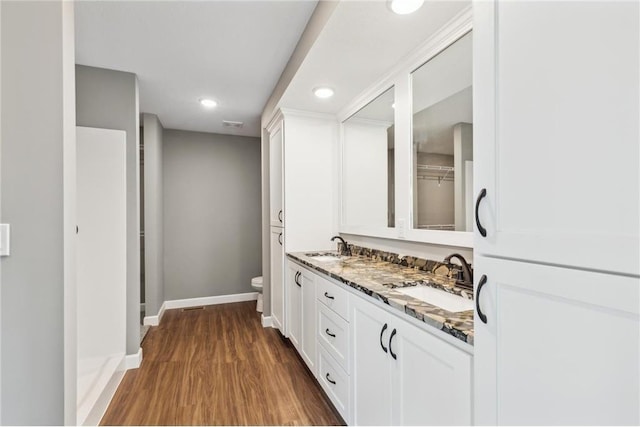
[472,1,640,425]
[267,109,337,337]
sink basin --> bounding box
[396,285,474,313]
[305,252,344,262]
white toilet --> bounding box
[251,276,263,312]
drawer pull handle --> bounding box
[294,271,301,287]
[477,275,488,324]
[325,328,336,338]
[326,372,336,385]
[389,328,397,360]
[380,323,388,353]
[475,188,487,237]
[278,209,283,223]
[278,232,283,246]
[324,292,335,300]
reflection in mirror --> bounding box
[412,31,472,232]
[342,87,395,229]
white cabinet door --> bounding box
[270,227,285,333]
[473,0,640,275]
[269,124,284,227]
[474,255,640,425]
[351,295,393,426]
[286,262,301,349]
[392,316,472,426]
[300,268,317,373]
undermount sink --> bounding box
[396,285,474,313]
[305,252,344,262]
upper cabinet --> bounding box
[338,9,474,248]
[473,0,639,276]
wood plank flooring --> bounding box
[100,301,345,426]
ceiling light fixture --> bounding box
[388,0,424,15]
[313,87,334,99]
[199,98,217,108]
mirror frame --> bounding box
[337,8,473,248]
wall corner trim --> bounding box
[124,347,143,370]
[163,292,258,310]
[261,315,273,328]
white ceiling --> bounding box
[74,0,318,137]
[275,0,470,117]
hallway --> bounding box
[100,301,344,425]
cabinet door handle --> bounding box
[477,274,488,324]
[380,323,388,353]
[278,209,283,223]
[325,328,336,338]
[325,372,336,385]
[294,271,301,287]
[278,233,282,246]
[324,292,334,300]
[389,328,397,360]
[475,188,487,237]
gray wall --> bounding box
[142,114,164,316]
[1,1,75,424]
[76,65,141,355]
[163,129,261,300]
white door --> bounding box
[473,0,640,275]
[76,127,127,425]
[270,227,284,333]
[287,262,302,350]
[350,295,393,426]
[392,317,472,426]
[300,268,316,373]
[269,124,284,227]
[474,255,640,425]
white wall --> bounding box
[163,129,261,300]
[75,65,141,356]
[142,113,164,317]
[1,1,76,423]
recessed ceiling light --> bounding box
[199,98,217,108]
[313,87,334,99]
[388,0,424,15]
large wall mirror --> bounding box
[342,86,395,229]
[412,31,472,232]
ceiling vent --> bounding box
[223,120,244,129]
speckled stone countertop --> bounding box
[287,250,475,346]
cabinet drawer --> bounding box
[318,345,349,421]
[318,303,350,373]
[316,275,350,320]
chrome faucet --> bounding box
[331,235,352,256]
[443,253,473,285]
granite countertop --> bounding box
[287,250,474,346]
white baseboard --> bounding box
[164,292,258,310]
[261,314,273,328]
[143,301,166,326]
[124,347,143,370]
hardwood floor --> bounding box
[100,301,345,426]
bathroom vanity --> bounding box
[285,248,473,425]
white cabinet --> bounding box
[286,260,317,373]
[266,110,336,340]
[350,294,472,426]
[269,123,284,227]
[270,228,284,332]
[473,2,640,425]
[474,255,639,425]
[473,0,639,276]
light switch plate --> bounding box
[0,224,10,256]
